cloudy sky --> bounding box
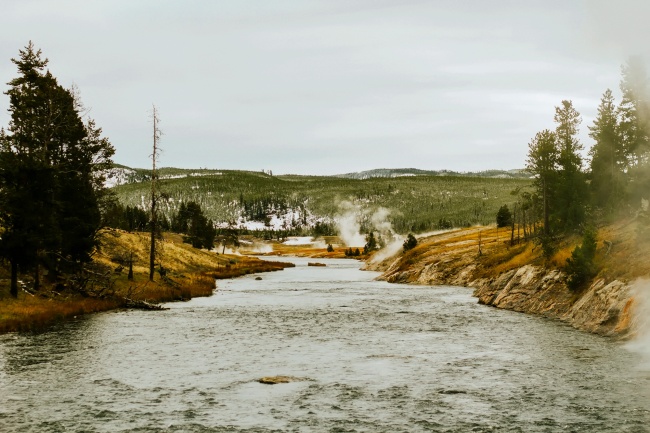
[1,1,648,175]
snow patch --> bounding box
[283,237,315,245]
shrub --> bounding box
[565,227,597,290]
[438,218,452,229]
[364,232,378,254]
[403,233,417,252]
[496,204,512,228]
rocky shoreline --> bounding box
[369,229,637,338]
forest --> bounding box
[111,169,531,237]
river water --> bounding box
[1,257,649,432]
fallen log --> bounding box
[123,298,169,310]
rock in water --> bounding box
[258,376,300,384]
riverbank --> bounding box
[368,218,647,337]
[0,229,293,333]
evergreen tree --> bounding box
[364,231,377,254]
[0,42,114,296]
[589,89,625,211]
[565,226,598,290]
[217,221,240,254]
[618,57,650,169]
[172,201,216,250]
[496,204,513,228]
[171,202,191,233]
[526,129,559,236]
[618,58,650,205]
[402,233,417,252]
[554,100,587,231]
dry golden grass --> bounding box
[549,243,576,268]
[400,225,546,280]
[0,229,293,333]
[0,293,120,333]
[594,217,650,281]
[406,217,650,285]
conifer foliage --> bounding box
[0,42,115,297]
[495,205,513,228]
[171,201,217,250]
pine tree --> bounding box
[618,58,650,205]
[618,57,650,169]
[565,226,598,290]
[0,42,114,296]
[172,201,217,250]
[496,204,513,228]
[589,89,625,211]
[554,100,587,231]
[526,129,559,236]
[364,231,377,254]
[402,233,417,252]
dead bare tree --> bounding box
[149,105,161,281]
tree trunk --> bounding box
[149,205,155,281]
[149,106,159,282]
[10,259,18,298]
[34,262,40,291]
[510,206,515,245]
[543,178,549,236]
[128,252,134,281]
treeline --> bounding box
[0,43,115,297]
[498,57,650,287]
[113,169,529,235]
[103,198,339,250]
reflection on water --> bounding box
[0,257,648,432]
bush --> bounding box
[364,232,378,254]
[438,218,452,229]
[403,234,417,252]
[496,204,512,228]
[565,227,597,290]
[327,244,334,252]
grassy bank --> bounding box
[374,215,650,286]
[0,229,293,333]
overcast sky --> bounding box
[1,1,649,175]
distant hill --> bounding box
[333,168,530,180]
[108,165,532,235]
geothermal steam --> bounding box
[628,279,650,369]
[335,201,405,262]
[336,201,367,247]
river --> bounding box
[1,257,649,432]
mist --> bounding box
[335,201,367,247]
[628,279,650,370]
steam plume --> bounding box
[336,201,366,247]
